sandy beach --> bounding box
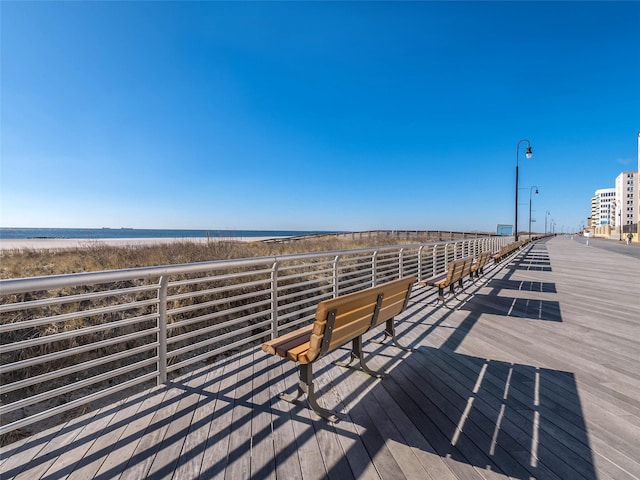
[0,236,279,251]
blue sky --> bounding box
[1,1,638,234]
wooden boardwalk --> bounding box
[2,236,639,480]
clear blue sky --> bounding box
[1,1,639,233]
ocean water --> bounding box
[0,227,335,240]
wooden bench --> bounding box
[262,276,416,422]
[471,251,491,280]
[418,256,474,305]
[492,240,525,264]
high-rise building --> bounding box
[614,170,638,237]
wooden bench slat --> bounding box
[262,325,313,355]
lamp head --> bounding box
[525,146,533,159]
[535,188,539,196]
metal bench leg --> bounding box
[335,337,385,378]
[353,336,385,378]
[431,286,445,306]
[280,363,339,423]
[333,339,359,368]
[371,318,413,352]
[385,318,413,351]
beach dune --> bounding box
[0,236,279,251]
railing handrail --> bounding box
[0,238,476,294]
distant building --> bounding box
[496,224,513,236]
[593,188,615,227]
[637,132,640,242]
[588,133,639,242]
[590,196,597,228]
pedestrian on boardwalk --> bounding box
[627,232,633,245]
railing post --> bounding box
[399,248,405,278]
[157,276,168,385]
[333,255,341,297]
[372,250,378,286]
[418,245,424,282]
[271,261,279,339]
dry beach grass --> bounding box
[0,235,429,279]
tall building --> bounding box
[614,170,638,237]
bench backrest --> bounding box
[372,276,416,328]
[472,251,491,272]
[445,257,472,285]
[459,256,474,279]
[307,276,417,362]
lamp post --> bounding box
[515,139,533,241]
[619,210,622,241]
[529,186,539,239]
[545,210,551,235]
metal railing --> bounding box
[0,236,510,437]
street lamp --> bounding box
[515,139,533,241]
[619,210,622,241]
[529,186,539,239]
[545,210,551,235]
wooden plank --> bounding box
[142,372,205,480]
[262,325,313,356]
[223,351,254,480]
[390,356,514,480]
[413,347,577,480]
[12,407,101,480]
[331,356,434,480]
[0,416,68,478]
[266,356,304,479]
[64,388,165,480]
[284,360,330,479]
[171,362,228,480]
[98,381,186,479]
[376,369,489,480]
[367,379,459,480]
[249,349,277,480]
[199,356,241,479]
[37,404,118,479]
[320,354,386,480]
